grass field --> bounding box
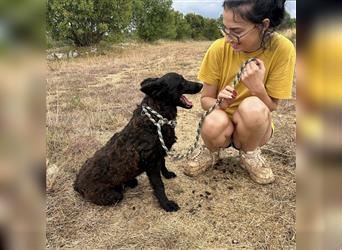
[47,37,296,249]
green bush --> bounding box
[47,0,132,46]
[133,0,175,42]
[277,11,296,30]
[173,11,191,40]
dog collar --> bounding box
[141,105,177,128]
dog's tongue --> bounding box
[180,95,192,107]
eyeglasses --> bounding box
[220,25,257,44]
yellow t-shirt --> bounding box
[198,32,296,118]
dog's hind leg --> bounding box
[146,158,180,212]
[161,164,177,179]
[87,186,124,206]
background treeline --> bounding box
[47,0,296,47]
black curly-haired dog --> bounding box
[74,73,202,212]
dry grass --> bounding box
[47,40,296,249]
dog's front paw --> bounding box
[161,200,180,212]
[163,171,177,179]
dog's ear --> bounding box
[140,78,163,96]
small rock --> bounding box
[46,163,59,191]
[228,186,233,190]
[232,239,239,244]
[72,51,79,57]
[205,191,211,195]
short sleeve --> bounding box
[197,39,223,86]
[266,38,296,99]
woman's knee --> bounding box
[201,109,233,139]
[235,97,270,126]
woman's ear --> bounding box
[140,78,162,96]
[262,18,270,31]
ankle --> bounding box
[240,147,260,153]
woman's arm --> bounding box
[200,83,237,111]
[200,83,218,111]
[241,58,279,111]
[253,88,279,111]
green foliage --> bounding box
[173,11,191,40]
[203,18,221,40]
[47,0,132,46]
[185,13,205,40]
[185,13,221,40]
[277,11,296,30]
[133,0,175,42]
[47,0,237,47]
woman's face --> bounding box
[222,8,263,52]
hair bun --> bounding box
[269,0,286,27]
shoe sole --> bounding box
[249,172,275,184]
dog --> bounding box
[74,72,202,212]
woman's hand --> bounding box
[217,85,237,110]
[241,58,266,95]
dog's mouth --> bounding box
[179,95,193,109]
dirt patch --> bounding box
[47,40,295,249]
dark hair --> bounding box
[222,0,286,49]
[222,0,286,28]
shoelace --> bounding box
[190,146,220,166]
[241,148,266,167]
[255,149,266,167]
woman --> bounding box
[183,0,295,184]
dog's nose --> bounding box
[185,81,203,94]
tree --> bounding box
[133,0,174,42]
[47,0,132,46]
[203,18,221,40]
[172,11,191,40]
[278,11,296,30]
[185,13,205,40]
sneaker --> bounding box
[183,147,220,177]
[239,148,275,184]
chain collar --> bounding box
[141,104,177,155]
[141,105,177,128]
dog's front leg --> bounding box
[161,162,177,179]
[146,161,180,212]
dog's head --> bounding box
[140,72,203,109]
